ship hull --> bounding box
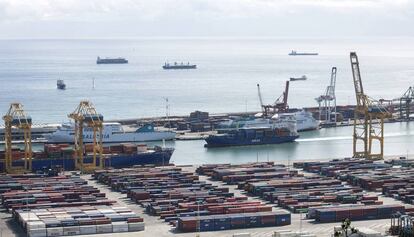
[46,131,176,144]
[204,135,299,148]
[2,149,174,171]
[97,61,128,64]
[288,53,318,56]
[163,65,196,70]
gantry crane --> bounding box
[257,81,290,117]
[315,67,337,125]
[68,101,104,172]
[350,52,390,160]
[2,103,32,173]
[399,86,414,120]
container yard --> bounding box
[92,165,291,233]
[0,173,145,237]
[0,160,407,236]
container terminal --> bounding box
[0,52,413,236]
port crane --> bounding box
[2,103,32,173]
[350,52,390,160]
[399,86,414,120]
[315,67,337,125]
[68,101,104,172]
[257,81,290,117]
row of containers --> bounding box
[294,158,414,211]
[196,161,410,223]
[92,165,291,232]
[0,173,145,237]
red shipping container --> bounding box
[335,209,350,222]
[349,208,364,220]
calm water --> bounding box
[1,38,413,163]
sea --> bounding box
[1,37,414,164]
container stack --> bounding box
[93,165,290,232]
[0,173,145,236]
[298,158,414,206]
[312,204,405,223]
[197,163,381,214]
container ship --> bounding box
[205,115,299,147]
[163,62,196,70]
[96,57,128,64]
[288,50,318,56]
[0,143,174,172]
[45,123,176,143]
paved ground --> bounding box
[0,164,401,237]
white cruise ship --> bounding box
[45,122,176,144]
[274,110,320,131]
[218,110,319,132]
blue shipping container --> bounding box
[276,214,291,226]
[244,214,262,228]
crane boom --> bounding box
[350,52,365,108]
[282,81,289,110]
[257,84,264,114]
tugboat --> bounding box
[288,50,318,56]
[163,62,197,70]
[205,115,299,147]
[57,80,66,90]
[97,57,128,64]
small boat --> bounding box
[289,50,318,56]
[97,57,128,64]
[290,75,307,81]
[57,80,66,90]
[163,62,197,70]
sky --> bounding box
[0,0,413,38]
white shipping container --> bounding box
[79,225,97,235]
[273,230,293,237]
[112,222,128,232]
[28,228,47,237]
[278,233,296,237]
[27,221,46,231]
[63,226,80,236]
[128,222,145,232]
[96,224,112,233]
[46,227,63,237]
[233,233,251,237]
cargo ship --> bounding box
[163,62,196,70]
[1,143,174,172]
[96,57,128,64]
[45,123,176,143]
[288,50,318,56]
[205,116,299,147]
